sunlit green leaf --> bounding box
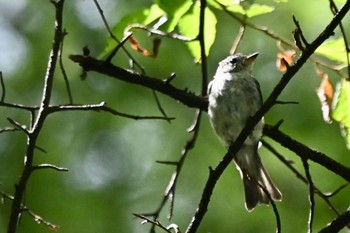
[99,4,164,58]
[226,4,246,14]
[178,3,217,61]
[226,3,274,17]
[333,0,346,3]
[245,4,275,17]
[155,0,193,32]
[316,38,349,64]
[332,79,350,149]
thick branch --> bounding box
[186,2,350,232]
[319,210,350,233]
[69,55,208,111]
[264,125,350,182]
[7,1,65,232]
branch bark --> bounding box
[69,55,208,111]
[264,125,350,181]
[7,1,65,232]
[185,1,350,232]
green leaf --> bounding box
[155,0,193,32]
[332,79,350,149]
[316,38,349,64]
[100,4,164,58]
[226,4,246,14]
[245,4,275,17]
[333,0,346,3]
[178,3,217,61]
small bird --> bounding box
[208,53,282,211]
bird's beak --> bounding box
[246,52,259,62]
[244,52,259,68]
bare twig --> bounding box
[302,159,315,233]
[7,1,65,232]
[199,0,208,95]
[133,214,174,233]
[69,55,208,111]
[152,90,171,123]
[1,190,59,231]
[264,124,350,182]
[23,208,59,231]
[58,29,73,104]
[230,25,246,54]
[329,0,350,79]
[6,117,29,136]
[92,0,144,72]
[142,111,203,233]
[32,164,69,172]
[258,183,281,233]
[0,71,5,101]
[105,32,133,63]
[126,24,194,42]
[292,15,310,50]
[319,210,350,233]
[47,102,174,121]
[261,140,343,216]
[0,127,20,134]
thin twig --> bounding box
[302,159,315,233]
[258,183,281,233]
[319,210,350,233]
[126,24,194,42]
[133,214,173,233]
[142,111,203,233]
[105,32,133,63]
[230,25,246,54]
[47,102,175,121]
[58,29,73,104]
[1,190,59,231]
[32,164,69,172]
[0,127,19,134]
[261,140,342,216]
[92,0,144,72]
[264,124,350,182]
[329,0,350,79]
[292,15,310,49]
[151,90,171,123]
[7,117,29,136]
[69,55,208,111]
[0,71,5,101]
[23,208,60,231]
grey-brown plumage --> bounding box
[208,53,282,211]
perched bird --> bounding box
[208,53,282,211]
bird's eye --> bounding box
[229,57,238,64]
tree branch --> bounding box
[69,55,208,111]
[7,1,65,232]
[319,210,350,233]
[185,2,350,232]
[264,124,350,182]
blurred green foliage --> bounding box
[0,0,349,233]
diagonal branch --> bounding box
[264,124,350,181]
[69,55,208,111]
[185,2,350,232]
[7,1,66,232]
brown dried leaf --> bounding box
[316,73,334,123]
[276,50,296,72]
[128,35,161,58]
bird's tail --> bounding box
[234,145,282,211]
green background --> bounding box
[0,0,349,232]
